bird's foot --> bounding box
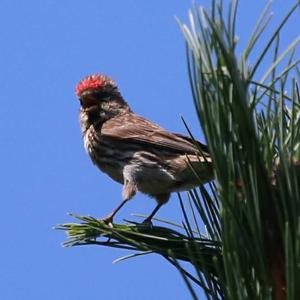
[101,215,114,228]
[141,217,153,227]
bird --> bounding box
[75,74,214,224]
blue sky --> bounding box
[1,1,298,299]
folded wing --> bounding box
[101,113,210,156]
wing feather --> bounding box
[101,113,209,155]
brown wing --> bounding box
[172,132,210,154]
[101,113,210,155]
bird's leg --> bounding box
[102,199,129,225]
[102,180,137,225]
[142,203,163,224]
[143,193,170,224]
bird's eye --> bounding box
[101,92,111,98]
[95,91,111,100]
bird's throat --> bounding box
[79,99,130,135]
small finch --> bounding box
[76,74,213,224]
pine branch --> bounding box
[180,1,300,299]
[57,213,222,278]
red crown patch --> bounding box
[76,74,114,97]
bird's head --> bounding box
[76,74,120,108]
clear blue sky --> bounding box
[1,1,298,299]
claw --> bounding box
[141,218,153,227]
[101,215,114,228]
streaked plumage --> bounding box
[76,74,213,223]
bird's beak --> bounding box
[78,90,98,108]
